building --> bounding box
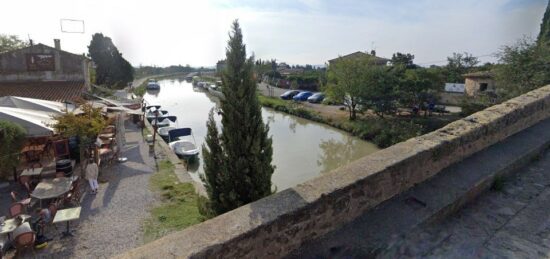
[463,71,495,96]
[328,51,390,66]
[0,39,91,102]
[444,83,465,93]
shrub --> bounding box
[0,120,26,179]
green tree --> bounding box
[52,103,107,169]
[201,21,275,215]
[445,52,479,83]
[397,67,443,115]
[391,52,417,69]
[0,34,28,53]
[362,66,400,118]
[0,120,26,179]
[326,56,369,120]
[538,0,550,45]
[494,37,550,99]
[88,33,134,87]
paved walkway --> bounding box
[380,148,550,258]
[5,121,158,258]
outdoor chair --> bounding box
[37,201,60,235]
[19,176,35,194]
[10,191,31,207]
[64,180,82,206]
[9,203,25,218]
[13,224,35,257]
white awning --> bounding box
[0,96,76,114]
[0,107,56,136]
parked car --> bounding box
[293,91,313,101]
[280,90,300,100]
[307,93,325,103]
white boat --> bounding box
[150,118,171,127]
[145,109,168,122]
[157,126,176,142]
[169,140,200,157]
[146,82,160,90]
[167,128,199,160]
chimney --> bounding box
[54,39,61,50]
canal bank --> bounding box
[143,78,379,191]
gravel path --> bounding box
[6,121,158,258]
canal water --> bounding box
[144,78,379,191]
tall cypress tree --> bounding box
[539,0,550,45]
[202,20,274,215]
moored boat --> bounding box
[146,81,160,90]
[157,126,176,142]
[167,128,199,161]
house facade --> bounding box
[463,71,495,96]
[0,39,91,102]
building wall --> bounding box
[439,92,464,106]
[465,78,496,96]
[0,44,89,83]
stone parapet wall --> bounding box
[117,85,550,259]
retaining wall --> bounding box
[118,85,550,259]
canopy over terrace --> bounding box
[0,107,56,136]
[0,96,76,114]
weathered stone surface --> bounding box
[116,85,550,259]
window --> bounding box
[479,83,488,92]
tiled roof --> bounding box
[0,81,85,102]
[463,71,494,78]
[328,51,390,65]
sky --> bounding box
[0,0,547,67]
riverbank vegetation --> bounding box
[258,95,455,148]
[144,160,203,242]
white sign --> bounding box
[445,83,465,93]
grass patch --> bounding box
[143,160,204,242]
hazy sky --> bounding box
[1,0,547,67]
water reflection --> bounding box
[144,80,379,191]
[317,138,370,174]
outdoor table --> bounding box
[20,167,43,177]
[0,215,32,235]
[53,207,81,238]
[31,176,78,207]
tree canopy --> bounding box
[202,21,274,216]
[495,37,550,99]
[445,52,479,83]
[0,34,28,53]
[0,120,26,179]
[325,56,372,120]
[538,0,550,45]
[88,33,134,87]
[391,52,416,69]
